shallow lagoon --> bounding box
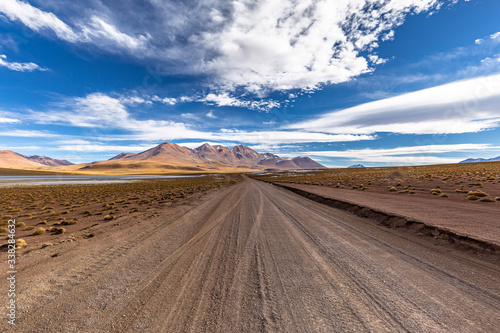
[0,175,202,186]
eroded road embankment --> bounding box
[3,178,500,332]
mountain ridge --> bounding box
[107,142,326,171]
[459,156,500,163]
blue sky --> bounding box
[0,0,499,167]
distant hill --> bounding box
[348,164,365,168]
[459,156,500,163]
[103,142,326,171]
[0,151,50,169]
[23,155,74,166]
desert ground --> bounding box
[251,162,500,247]
[1,171,499,332]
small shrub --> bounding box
[440,193,449,198]
[2,215,13,219]
[41,242,53,248]
[0,227,8,233]
[468,190,488,197]
[104,215,114,221]
[496,197,500,201]
[478,197,495,202]
[52,227,66,234]
[83,210,92,216]
[33,227,46,236]
[409,190,416,194]
[15,222,25,228]
[15,239,27,249]
[467,195,479,201]
[430,189,442,195]
[389,187,397,192]
[67,220,78,225]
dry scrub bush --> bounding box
[478,197,496,202]
[15,222,25,227]
[103,215,114,221]
[33,227,46,235]
[0,228,8,233]
[389,187,397,192]
[467,190,488,197]
[15,239,27,249]
[430,189,442,195]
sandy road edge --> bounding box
[261,181,500,255]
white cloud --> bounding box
[194,0,441,92]
[0,0,148,52]
[206,111,217,119]
[181,113,199,120]
[0,54,47,72]
[288,73,500,135]
[0,129,61,137]
[0,0,78,42]
[55,144,154,153]
[200,93,280,110]
[302,144,500,165]
[0,0,444,93]
[27,92,375,145]
[0,116,21,123]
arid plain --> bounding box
[1,159,500,332]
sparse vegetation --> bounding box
[15,239,27,249]
[33,227,46,235]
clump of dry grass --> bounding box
[50,227,66,234]
[478,197,496,202]
[24,226,35,231]
[440,193,449,198]
[467,194,480,201]
[0,227,8,233]
[467,190,489,197]
[33,227,46,235]
[15,222,25,228]
[389,187,397,192]
[430,189,442,195]
[15,239,27,249]
[103,215,114,221]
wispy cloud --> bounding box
[302,144,500,165]
[0,116,21,123]
[25,92,374,145]
[288,73,500,135]
[0,0,149,52]
[0,54,47,72]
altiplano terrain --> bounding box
[0,142,325,175]
[1,177,499,332]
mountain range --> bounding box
[459,156,500,163]
[0,142,325,173]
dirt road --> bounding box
[3,177,500,332]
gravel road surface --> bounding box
[3,177,500,332]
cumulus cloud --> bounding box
[0,54,47,72]
[200,93,280,110]
[0,0,444,93]
[288,73,500,135]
